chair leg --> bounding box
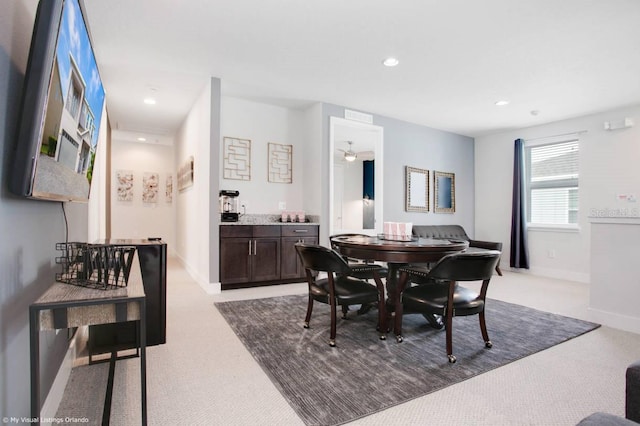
[445,280,456,363]
[495,265,503,276]
[377,298,387,340]
[394,301,404,343]
[445,315,455,363]
[341,304,349,319]
[329,298,337,347]
[479,311,492,348]
[303,295,313,328]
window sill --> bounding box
[527,223,580,233]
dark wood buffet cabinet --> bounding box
[220,224,318,289]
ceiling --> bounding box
[82,0,640,140]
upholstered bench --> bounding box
[411,225,503,275]
[577,360,640,425]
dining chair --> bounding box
[295,243,387,347]
[329,234,389,316]
[329,233,389,280]
[394,250,501,363]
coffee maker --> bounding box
[219,190,240,222]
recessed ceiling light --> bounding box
[143,98,156,105]
[382,57,399,67]
[495,100,510,106]
[137,137,147,142]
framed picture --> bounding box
[405,166,429,212]
[434,171,455,213]
[223,137,251,181]
[178,156,194,191]
[116,170,134,201]
[142,172,159,203]
[166,174,173,203]
[268,143,292,183]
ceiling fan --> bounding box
[337,141,374,162]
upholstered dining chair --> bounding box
[329,233,389,280]
[295,243,387,347]
[394,250,501,363]
[329,233,389,316]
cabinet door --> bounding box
[251,237,281,282]
[220,237,251,284]
[280,236,318,280]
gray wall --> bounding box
[1,0,89,417]
[321,104,475,239]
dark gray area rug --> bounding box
[215,295,599,426]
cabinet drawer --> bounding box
[253,225,281,237]
[281,225,319,237]
[220,225,252,238]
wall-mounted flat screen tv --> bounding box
[9,0,105,202]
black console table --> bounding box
[89,239,167,362]
[30,254,147,425]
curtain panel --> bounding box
[510,138,529,269]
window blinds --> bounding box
[525,139,579,225]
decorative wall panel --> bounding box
[223,137,251,181]
[268,143,292,183]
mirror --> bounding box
[434,170,455,213]
[329,117,384,236]
[405,166,429,212]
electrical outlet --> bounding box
[547,249,556,259]
[278,201,286,210]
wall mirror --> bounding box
[405,166,429,212]
[434,170,455,213]
[329,116,384,235]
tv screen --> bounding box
[9,0,106,202]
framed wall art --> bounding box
[116,170,134,201]
[166,174,173,203]
[178,156,194,191]
[142,172,159,203]
[268,142,292,183]
[405,166,429,212]
[223,137,251,181]
[434,171,455,213]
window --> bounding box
[524,137,579,227]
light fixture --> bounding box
[343,141,357,162]
[137,137,147,142]
[382,57,399,67]
[495,100,510,106]
[143,97,156,105]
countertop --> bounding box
[219,214,319,226]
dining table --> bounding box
[330,234,469,328]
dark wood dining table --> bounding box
[330,234,469,326]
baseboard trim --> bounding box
[505,264,590,283]
[174,254,221,294]
[199,281,221,295]
[587,307,640,335]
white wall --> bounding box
[0,0,91,416]
[175,78,218,286]
[220,97,306,214]
[475,104,640,282]
[110,139,176,251]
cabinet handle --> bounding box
[253,239,257,255]
[248,240,252,256]
[294,229,308,233]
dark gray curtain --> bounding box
[510,138,529,269]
